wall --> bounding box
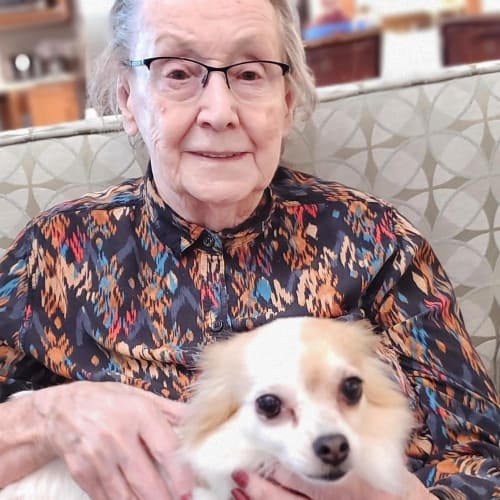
[76,0,113,75]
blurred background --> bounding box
[0,0,500,131]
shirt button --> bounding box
[202,234,215,249]
[211,320,224,333]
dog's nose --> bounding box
[313,433,349,466]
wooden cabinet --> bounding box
[440,14,500,66]
[1,78,83,129]
[26,79,82,125]
[0,0,70,30]
[305,28,381,86]
[0,90,25,130]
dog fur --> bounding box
[0,317,414,499]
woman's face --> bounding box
[119,0,295,229]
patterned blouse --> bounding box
[0,166,498,499]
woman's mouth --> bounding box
[192,151,246,159]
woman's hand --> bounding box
[32,381,193,500]
[230,466,437,500]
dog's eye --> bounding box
[255,394,282,419]
[341,376,363,404]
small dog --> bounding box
[181,317,414,499]
[0,317,414,499]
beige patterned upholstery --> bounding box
[1,63,499,388]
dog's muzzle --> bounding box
[313,433,349,466]
[308,433,350,482]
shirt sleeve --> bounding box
[364,207,500,499]
[0,223,65,403]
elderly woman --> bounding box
[0,0,498,499]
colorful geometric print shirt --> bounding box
[0,166,498,499]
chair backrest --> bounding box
[0,117,146,253]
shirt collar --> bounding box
[143,164,275,256]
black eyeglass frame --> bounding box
[127,56,291,88]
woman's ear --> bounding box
[117,75,139,136]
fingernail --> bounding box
[231,470,249,488]
[180,495,192,500]
[231,488,250,500]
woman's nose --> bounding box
[196,72,240,130]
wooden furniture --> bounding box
[0,91,25,129]
[440,14,500,66]
[381,11,434,31]
[0,0,70,30]
[0,77,83,129]
[26,79,82,125]
[304,28,381,86]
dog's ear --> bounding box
[350,322,409,411]
[180,334,250,446]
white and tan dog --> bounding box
[182,317,414,499]
[0,317,414,500]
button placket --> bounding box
[199,232,227,336]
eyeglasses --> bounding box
[127,57,290,102]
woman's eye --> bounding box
[255,393,282,418]
[166,69,190,80]
[341,376,363,404]
[239,70,260,81]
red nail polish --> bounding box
[180,494,192,500]
[231,488,250,500]
[231,470,249,488]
